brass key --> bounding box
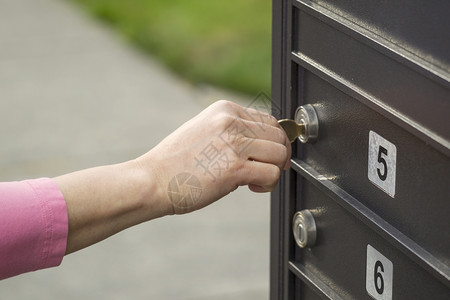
[278,119,305,143]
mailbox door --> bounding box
[270,1,450,299]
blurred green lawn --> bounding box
[70,0,272,95]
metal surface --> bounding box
[270,0,450,299]
[292,210,317,248]
[294,104,319,143]
[288,262,344,300]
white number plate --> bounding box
[368,131,397,197]
[366,244,393,300]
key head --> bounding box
[278,119,304,143]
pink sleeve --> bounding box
[0,178,68,280]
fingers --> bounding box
[238,160,281,192]
[233,118,291,169]
[205,101,292,192]
[231,104,291,189]
[243,139,288,169]
[210,101,291,167]
[229,117,285,144]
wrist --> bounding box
[130,156,173,219]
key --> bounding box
[278,119,305,143]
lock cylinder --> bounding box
[292,209,317,248]
[295,104,319,143]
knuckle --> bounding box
[268,114,278,125]
[231,135,249,154]
[213,111,234,129]
[259,113,277,127]
[233,161,250,185]
[215,99,237,111]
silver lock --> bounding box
[292,209,317,248]
[295,104,319,143]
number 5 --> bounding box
[368,131,397,197]
[377,146,388,181]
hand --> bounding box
[56,100,291,254]
[137,100,291,214]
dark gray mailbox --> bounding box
[270,0,450,299]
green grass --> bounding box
[69,0,272,95]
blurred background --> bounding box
[0,0,272,299]
[70,0,272,95]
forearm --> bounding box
[53,159,168,254]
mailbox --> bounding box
[270,1,450,299]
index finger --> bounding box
[238,106,279,128]
[236,104,291,168]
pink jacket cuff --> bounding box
[0,178,68,280]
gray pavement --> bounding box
[0,0,270,299]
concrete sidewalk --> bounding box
[0,0,270,299]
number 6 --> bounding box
[366,245,393,299]
[374,260,385,294]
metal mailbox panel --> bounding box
[292,4,450,154]
[305,0,450,72]
[292,180,450,299]
[270,0,450,299]
[298,70,450,261]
